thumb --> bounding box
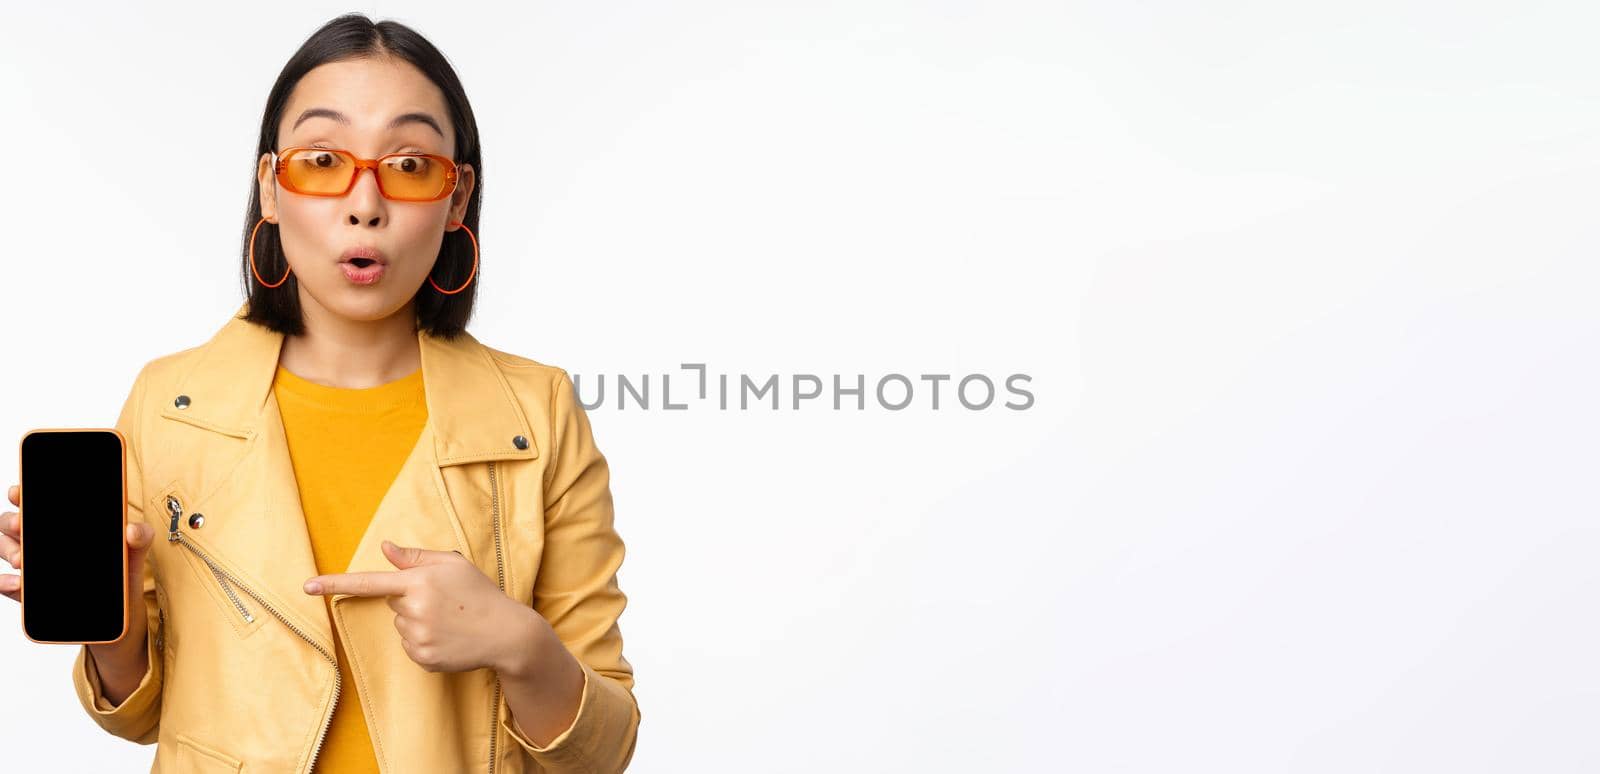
[126,523,154,582]
[127,522,154,555]
[382,540,453,569]
[382,539,425,569]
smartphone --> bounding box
[18,428,128,644]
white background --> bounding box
[2,1,1597,771]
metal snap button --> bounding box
[188,513,205,529]
[512,435,529,450]
[174,395,191,410]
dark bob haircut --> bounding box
[241,13,482,340]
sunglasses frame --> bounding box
[271,146,460,202]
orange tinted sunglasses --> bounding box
[271,146,460,202]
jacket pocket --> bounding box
[173,732,242,773]
[157,482,266,639]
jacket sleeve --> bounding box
[502,370,641,772]
[71,363,164,745]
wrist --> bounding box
[492,603,554,682]
[89,627,148,667]
[88,636,149,686]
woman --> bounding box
[0,14,639,773]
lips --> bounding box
[339,247,387,285]
[340,246,387,267]
[341,261,385,285]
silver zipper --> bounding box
[166,499,253,624]
[205,562,254,623]
[166,494,341,774]
[487,460,505,773]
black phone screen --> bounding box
[20,430,126,644]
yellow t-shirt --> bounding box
[272,363,428,774]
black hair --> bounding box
[241,13,482,340]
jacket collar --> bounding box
[159,302,538,465]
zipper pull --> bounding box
[166,496,182,541]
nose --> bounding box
[345,165,386,227]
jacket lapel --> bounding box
[155,302,540,650]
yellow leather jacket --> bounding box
[70,303,640,773]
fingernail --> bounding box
[304,580,322,594]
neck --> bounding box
[279,292,422,389]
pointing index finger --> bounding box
[305,571,409,598]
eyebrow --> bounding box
[291,107,445,138]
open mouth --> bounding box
[347,257,378,268]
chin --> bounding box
[312,289,408,322]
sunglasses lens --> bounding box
[378,154,452,200]
[278,149,454,200]
[280,148,357,195]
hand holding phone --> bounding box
[3,483,158,711]
[5,431,154,653]
[1,484,155,611]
